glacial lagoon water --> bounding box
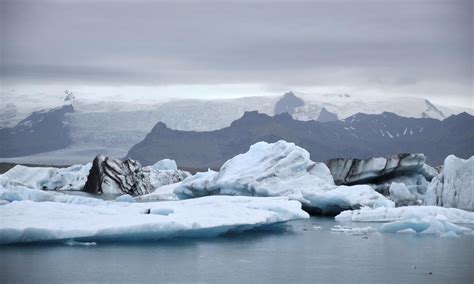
[1,217,473,283]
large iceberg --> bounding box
[325,154,441,205]
[175,141,393,215]
[83,155,190,195]
[0,196,309,244]
[1,163,92,191]
[325,153,431,185]
[424,155,473,211]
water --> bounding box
[1,218,472,283]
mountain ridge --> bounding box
[127,111,474,168]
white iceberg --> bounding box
[425,155,473,211]
[136,182,182,202]
[389,182,418,206]
[301,184,394,215]
[380,215,471,236]
[175,141,392,214]
[1,163,92,191]
[148,159,178,171]
[335,206,474,224]
[0,178,105,205]
[0,196,309,244]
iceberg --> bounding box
[325,154,437,198]
[84,155,190,195]
[1,163,92,191]
[148,159,178,171]
[388,182,419,206]
[175,141,392,215]
[0,196,309,244]
[325,153,430,185]
[335,206,474,224]
[301,185,394,215]
[424,155,473,211]
[380,215,471,236]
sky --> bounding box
[1,0,472,107]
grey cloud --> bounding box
[1,0,472,98]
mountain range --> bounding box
[127,111,474,168]
[0,91,472,165]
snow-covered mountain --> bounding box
[0,90,471,165]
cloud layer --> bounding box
[1,0,472,104]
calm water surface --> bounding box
[1,217,473,283]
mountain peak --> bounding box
[275,92,305,115]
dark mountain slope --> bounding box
[0,105,74,157]
[127,111,474,168]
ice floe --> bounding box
[335,206,474,224]
[0,196,309,244]
[1,163,92,191]
[380,215,471,236]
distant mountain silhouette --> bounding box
[0,105,74,157]
[127,111,474,168]
[317,107,339,122]
[274,91,304,115]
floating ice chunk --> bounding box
[331,225,376,235]
[381,215,471,236]
[0,196,309,244]
[146,159,178,171]
[425,155,473,211]
[64,240,97,246]
[335,206,474,224]
[1,163,92,191]
[302,185,393,215]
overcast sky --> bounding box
[1,0,472,106]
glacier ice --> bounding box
[424,155,473,211]
[335,206,474,224]
[389,182,418,206]
[174,141,393,215]
[330,225,376,235]
[148,159,178,171]
[380,215,471,236]
[325,153,429,185]
[0,196,309,244]
[1,163,92,191]
[83,155,190,195]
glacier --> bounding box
[174,141,393,215]
[0,196,309,244]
